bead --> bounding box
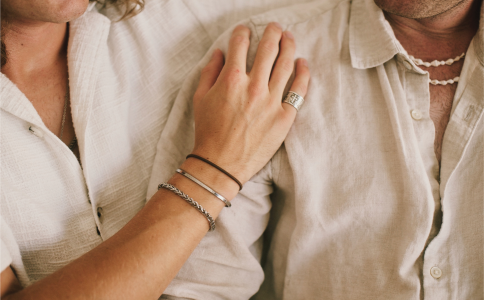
[428,76,460,85]
[411,53,465,67]
[406,52,464,85]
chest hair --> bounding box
[424,60,463,164]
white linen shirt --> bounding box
[148,0,484,299]
[0,0,317,287]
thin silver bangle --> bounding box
[176,169,231,208]
[158,182,216,231]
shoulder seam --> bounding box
[181,0,214,43]
[249,0,350,28]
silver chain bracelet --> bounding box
[158,182,216,231]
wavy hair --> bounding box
[1,0,145,67]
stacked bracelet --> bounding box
[158,182,216,231]
[186,154,243,191]
[160,155,241,231]
[176,169,231,207]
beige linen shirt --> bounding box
[148,0,484,299]
[0,0,317,287]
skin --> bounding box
[1,0,87,151]
[0,0,310,298]
[374,0,472,19]
[377,0,481,164]
[377,1,480,270]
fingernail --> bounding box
[212,49,219,59]
[272,22,282,29]
[284,31,294,39]
[301,58,308,66]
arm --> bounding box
[163,163,275,300]
[149,19,300,300]
[1,23,309,300]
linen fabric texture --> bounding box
[147,0,484,299]
[0,0,317,288]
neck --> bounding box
[385,0,481,59]
[1,18,68,77]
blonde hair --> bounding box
[1,0,145,67]
[96,0,145,20]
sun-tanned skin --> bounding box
[0,0,480,297]
[1,1,88,293]
[1,0,88,153]
[0,0,310,298]
[376,0,481,164]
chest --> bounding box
[426,63,462,162]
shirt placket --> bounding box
[399,54,442,224]
[422,61,484,299]
[68,10,111,240]
[398,53,447,290]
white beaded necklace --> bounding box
[408,53,465,86]
[409,53,465,67]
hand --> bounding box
[191,22,310,183]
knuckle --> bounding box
[267,22,282,33]
[298,60,310,73]
[201,64,214,75]
[222,69,244,86]
[297,67,310,81]
[301,64,311,75]
[231,34,250,48]
[283,36,296,49]
[233,24,250,35]
[280,109,295,121]
[294,81,308,94]
[279,58,295,73]
[248,81,266,99]
[259,40,279,55]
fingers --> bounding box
[194,49,224,102]
[269,31,296,95]
[250,22,283,84]
[224,25,251,74]
[282,58,310,116]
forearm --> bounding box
[4,159,239,300]
[2,21,310,299]
[161,161,275,300]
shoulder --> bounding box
[248,0,350,29]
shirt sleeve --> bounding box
[181,0,318,42]
[0,216,29,286]
[147,20,274,300]
[162,165,273,300]
[1,239,13,273]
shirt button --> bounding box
[29,126,44,138]
[411,109,422,120]
[403,60,413,70]
[430,266,442,279]
[97,207,104,223]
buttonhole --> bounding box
[464,105,474,121]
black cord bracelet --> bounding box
[186,154,243,191]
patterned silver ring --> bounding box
[282,91,304,111]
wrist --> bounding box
[179,158,241,201]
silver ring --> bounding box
[282,91,304,111]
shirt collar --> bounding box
[87,1,97,12]
[349,0,484,69]
[474,2,484,66]
[349,0,399,69]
